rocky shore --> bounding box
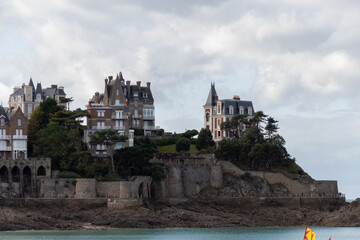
[0,197,358,231]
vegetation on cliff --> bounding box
[216,111,307,177]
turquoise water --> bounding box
[0,227,358,240]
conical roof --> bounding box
[204,83,217,106]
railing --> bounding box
[143,115,155,120]
[92,126,111,130]
[13,135,27,140]
[143,126,155,130]
[0,146,11,151]
[133,114,142,119]
[114,126,125,130]
[112,114,128,120]
[0,135,11,140]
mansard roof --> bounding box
[35,83,43,94]
[0,105,9,122]
[10,88,24,97]
[221,99,255,115]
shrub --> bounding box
[151,164,166,181]
[57,171,82,178]
[176,137,191,152]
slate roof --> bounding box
[10,88,24,97]
[0,105,9,122]
[221,99,254,116]
[204,83,217,107]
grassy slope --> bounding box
[157,144,199,153]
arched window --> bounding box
[248,107,253,115]
[206,113,210,122]
[11,166,20,182]
[239,107,244,115]
[0,166,9,183]
[37,166,46,176]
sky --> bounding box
[1,0,360,199]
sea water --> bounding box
[0,227,359,240]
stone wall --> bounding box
[75,179,96,199]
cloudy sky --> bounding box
[1,0,360,198]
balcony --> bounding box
[13,135,27,140]
[0,146,11,151]
[0,135,10,140]
[112,114,128,120]
[133,114,142,119]
[92,126,111,130]
[114,126,125,130]
[143,115,155,120]
[143,126,156,130]
[13,147,27,151]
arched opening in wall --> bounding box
[11,166,20,182]
[138,182,144,198]
[150,181,156,199]
[0,166,9,183]
[37,166,46,176]
[23,166,32,196]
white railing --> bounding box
[143,115,155,120]
[0,135,11,140]
[13,147,26,151]
[0,146,11,151]
[112,114,128,120]
[144,126,155,130]
[133,114,142,118]
[92,126,111,130]
[114,126,125,130]
[13,135,27,140]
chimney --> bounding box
[136,81,141,88]
[88,100,92,107]
[58,86,64,90]
[126,81,130,95]
[108,76,113,83]
[146,82,151,88]
[22,83,25,88]
[51,84,57,89]
[105,78,108,85]
[233,95,240,100]
[95,92,99,103]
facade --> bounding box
[0,106,28,159]
[85,72,155,155]
[8,78,66,118]
[203,83,254,144]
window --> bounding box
[18,119,21,126]
[97,111,105,117]
[143,93,148,98]
[36,94,41,102]
[134,92,138,97]
[116,89,119,96]
[217,103,221,114]
[115,99,120,105]
[0,119,4,126]
[217,119,221,128]
[218,131,221,137]
[206,113,210,122]
[229,106,234,115]
[28,104,32,115]
[248,107,253,115]
[115,111,123,118]
[239,107,244,115]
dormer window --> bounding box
[229,106,234,115]
[0,119,4,126]
[248,107,253,115]
[115,99,120,105]
[18,119,21,126]
[143,93,148,98]
[239,107,244,115]
[134,92,138,97]
[36,94,41,102]
[116,89,119,96]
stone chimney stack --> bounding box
[95,92,99,103]
[136,81,141,88]
[126,81,130,94]
[108,76,113,83]
[233,95,240,100]
[146,82,151,88]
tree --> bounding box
[176,137,191,152]
[220,114,249,138]
[89,129,128,172]
[265,116,279,140]
[182,129,199,139]
[196,128,215,151]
